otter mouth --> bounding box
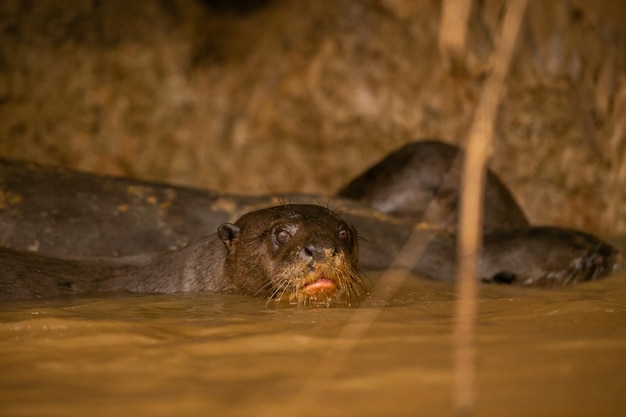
[269,262,367,308]
[296,274,341,307]
[300,277,338,295]
[283,270,345,307]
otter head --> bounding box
[217,204,366,307]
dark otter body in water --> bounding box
[0,140,528,258]
[414,227,619,288]
[0,142,620,303]
[338,140,529,229]
[0,204,619,302]
[0,204,365,306]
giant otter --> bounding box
[0,204,366,306]
[0,204,619,303]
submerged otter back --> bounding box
[0,235,228,301]
[338,140,529,229]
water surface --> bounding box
[1,270,625,417]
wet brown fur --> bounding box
[220,205,367,307]
[0,204,367,306]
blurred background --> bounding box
[0,0,624,235]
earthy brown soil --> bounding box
[0,0,624,235]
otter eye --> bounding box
[274,228,292,245]
[337,226,350,243]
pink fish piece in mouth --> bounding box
[301,278,337,295]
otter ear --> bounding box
[217,223,241,252]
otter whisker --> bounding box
[348,274,368,304]
[252,280,274,298]
[276,280,293,301]
[265,277,288,299]
[273,278,296,305]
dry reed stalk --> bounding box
[607,81,626,232]
[438,0,473,68]
[453,1,528,416]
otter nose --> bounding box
[302,242,339,263]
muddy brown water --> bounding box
[1,269,625,417]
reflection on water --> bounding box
[1,270,625,417]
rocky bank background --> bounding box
[0,0,624,235]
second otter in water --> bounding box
[0,204,366,306]
[0,141,527,258]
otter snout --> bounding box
[301,241,339,263]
